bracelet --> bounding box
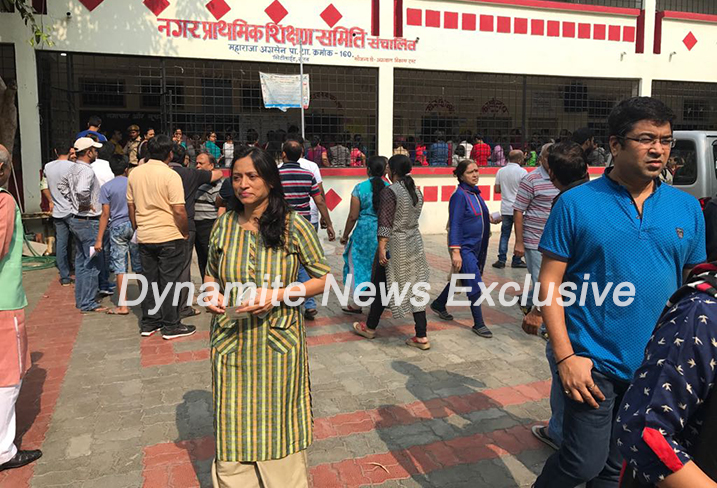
[555,353,576,366]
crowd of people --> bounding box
[2,96,716,486]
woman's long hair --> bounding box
[367,155,387,213]
[388,154,419,206]
[229,146,290,249]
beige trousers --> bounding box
[211,450,309,488]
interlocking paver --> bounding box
[0,234,556,488]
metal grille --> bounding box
[656,0,717,14]
[549,0,642,7]
[36,51,378,162]
[652,80,717,130]
[394,69,638,162]
[0,43,23,206]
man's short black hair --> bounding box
[572,127,594,146]
[283,140,303,161]
[608,97,675,139]
[171,143,187,166]
[109,154,129,176]
[548,141,588,187]
[88,115,102,127]
[97,142,115,161]
[52,140,72,157]
[147,134,173,161]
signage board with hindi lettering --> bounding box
[259,73,310,112]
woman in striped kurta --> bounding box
[203,146,330,488]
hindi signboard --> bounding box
[259,72,310,112]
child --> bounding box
[94,154,142,315]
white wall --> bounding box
[1,0,716,212]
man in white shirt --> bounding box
[91,142,116,187]
[90,142,116,296]
[493,149,528,268]
[42,142,75,286]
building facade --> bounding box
[1,0,716,229]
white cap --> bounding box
[74,137,103,152]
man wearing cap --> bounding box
[58,137,108,313]
[124,125,142,167]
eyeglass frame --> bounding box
[617,135,676,148]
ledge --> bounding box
[661,10,717,23]
[456,0,641,17]
[221,166,607,178]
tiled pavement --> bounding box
[1,233,555,488]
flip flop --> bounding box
[82,307,109,314]
[342,307,362,314]
[106,308,130,315]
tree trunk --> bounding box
[0,75,19,156]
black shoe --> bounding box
[140,325,162,337]
[60,279,74,286]
[472,325,493,338]
[519,304,533,316]
[304,309,318,321]
[99,288,115,296]
[430,301,454,321]
[162,324,196,340]
[512,260,527,269]
[0,450,42,472]
[492,261,506,269]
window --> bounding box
[80,79,126,107]
[671,140,697,186]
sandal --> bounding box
[352,322,376,339]
[406,337,430,350]
[181,307,202,318]
[342,306,362,314]
[106,308,130,316]
[82,306,109,314]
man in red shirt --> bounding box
[470,134,491,166]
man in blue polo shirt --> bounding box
[532,97,706,488]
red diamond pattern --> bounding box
[324,189,342,211]
[683,31,697,51]
[320,4,342,28]
[206,0,231,20]
[144,0,169,17]
[265,0,288,24]
[78,0,104,11]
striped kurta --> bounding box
[206,210,330,462]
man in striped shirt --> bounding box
[513,143,558,313]
[279,140,335,320]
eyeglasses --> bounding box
[620,135,676,148]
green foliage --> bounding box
[1,0,53,46]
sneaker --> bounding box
[140,326,162,337]
[492,261,506,269]
[531,425,559,450]
[162,324,197,340]
[472,325,493,338]
[60,279,74,287]
[304,308,318,321]
[99,287,116,296]
[512,260,527,269]
[430,301,454,321]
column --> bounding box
[377,65,394,158]
[639,0,657,96]
[14,41,42,213]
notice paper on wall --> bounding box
[259,72,310,112]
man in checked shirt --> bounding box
[58,137,108,313]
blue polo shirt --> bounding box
[539,171,706,381]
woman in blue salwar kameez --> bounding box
[431,159,496,338]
